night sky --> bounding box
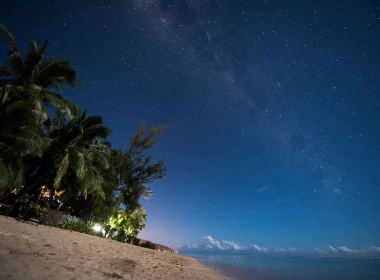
[2,0,380,254]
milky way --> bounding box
[132,0,361,202]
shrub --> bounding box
[140,241,156,250]
[60,219,93,234]
[31,204,49,219]
[18,197,48,220]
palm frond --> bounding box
[82,115,103,128]
[84,144,110,169]
[0,141,23,183]
[0,158,9,189]
[53,152,69,189]
[71,151,86,179]
[42,90,78,118]
[0,86,9,105]
[24,39,48,76]
[32,58,77,90]
[81,166,105,199]
[15,128,50,157]
[0,25,24,78]
[82,126,111,142]
[5,100,36,116]
[0,25,18,55]
[4,99,43,128]
[0,62,12,77]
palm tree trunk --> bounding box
[56,202,63,211]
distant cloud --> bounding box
[181,237,380,256]
[314,246,337,253]
[181,236,267,252]
[337,246,360,253]
[186,242,199,249]
[222,240,242,250]
[250,244,268,252]
[275,247,297,253]
[314,247,324,253]
[202,236,223,250]
[253,185,273,193]
[327,245,338,253]
[315,245,365,254]
[368,245,380,253]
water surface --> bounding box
[182,253,380,280]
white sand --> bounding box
[0,216,231,280]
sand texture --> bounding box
[0,216,230,280]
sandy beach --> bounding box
[0,216,231,280]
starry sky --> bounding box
[2,0,380,254]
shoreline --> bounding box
[0,215,231,280]
[181,253,380,280]
[191,256,272,280]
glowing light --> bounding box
[93,224,102,232]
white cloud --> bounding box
[287,247,297,253]
[253,185,272,193]
[181,238,380,255]
[189,236,267,252]
[182,236,244,251]
[186,242,198,249]
[327,245,338,253]
[275,247,297,253]
[275,248,286,253]
[367,245,380,253]
[315,245,363,254]
[222,240,242,250]
[314,246,338,253]
[201,236,223,250]
[337,246,360,253]
[250,244,268,252]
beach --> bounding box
[0,216,231,280]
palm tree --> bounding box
[36,112,111,195]
[0,86,49,193]
[7,111,112,214]
[0,25,78,120]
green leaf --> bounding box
[42,90,79,119]
[0,62,12,77]
[32,58,77,89]
[0,25,18,55]
[0,25,24,77]
[54,153,69,189]
[72,151,86,179]
[0,142,23,187]
[24,39,48,75]
[0,159,9,188]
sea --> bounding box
[181,253,380,280]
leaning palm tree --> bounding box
[0,25,78,120]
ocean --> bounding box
[182,253,380,280]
